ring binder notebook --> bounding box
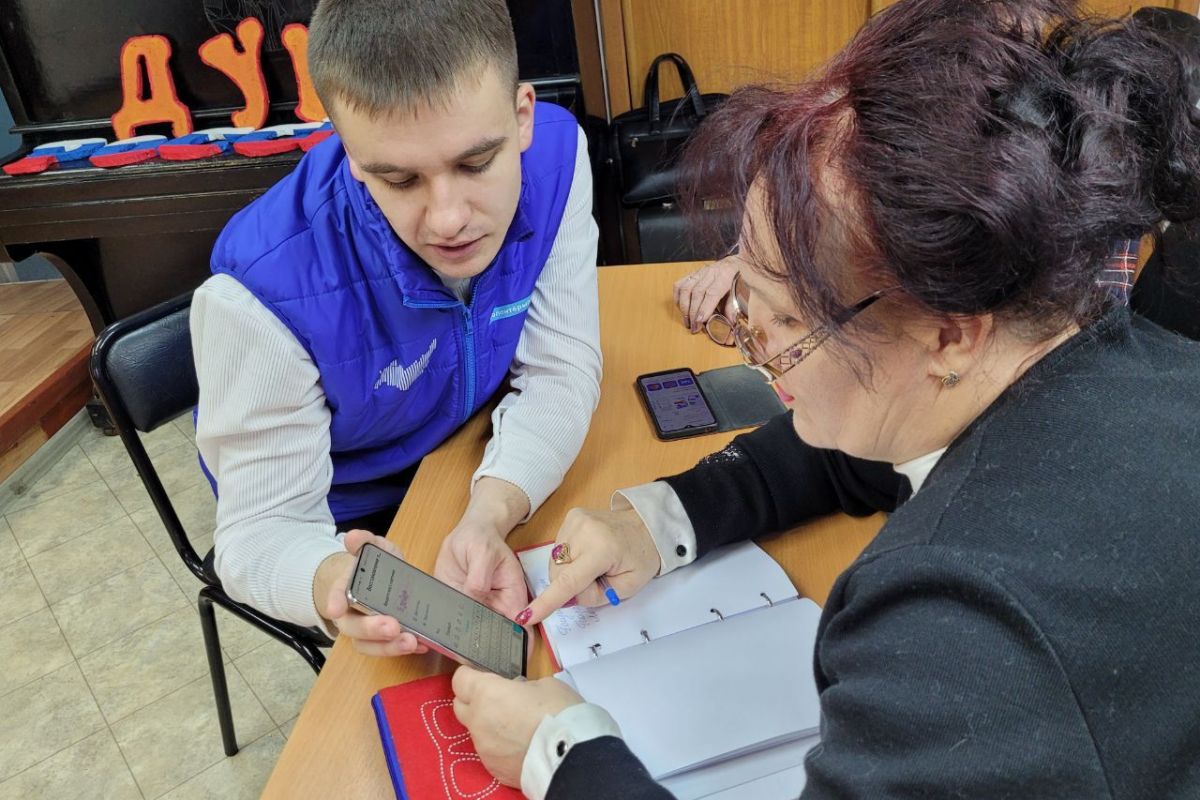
[518,541,823,792]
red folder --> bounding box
[371,673,524,800]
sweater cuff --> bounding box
[276,536,348,631]
[611,483,697,576]
[522,702,622,800]
[470,466,539,523]
[214,530,346,631]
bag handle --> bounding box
[644,53,708,132]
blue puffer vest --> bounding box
[202,103,578,520]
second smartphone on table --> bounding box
[636,367,720,440]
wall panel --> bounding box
[619,0,871,105]
[597,0,1200,117]
[874,0,1200,15]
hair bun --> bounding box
[1124,8,1200,222]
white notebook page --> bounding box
[688,761,810,800]
[519,541,799,669]
[566,597,824,779]
[660,733,818,800]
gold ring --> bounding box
[551,542,572,565]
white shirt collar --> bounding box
[893,448,949,495]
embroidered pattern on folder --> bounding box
[372,674,523,800]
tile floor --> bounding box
[0,414,316,799]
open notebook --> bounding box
[518,541,823,790]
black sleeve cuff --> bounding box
[547,737,674,800]
[663,412,908,557]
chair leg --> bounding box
[198,588,239,757]
[296,640,326,675]
[203,590,329,675]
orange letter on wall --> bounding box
[282,24,328,122]
[199,17,269,129]
[111,35,194,139]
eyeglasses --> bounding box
[704,272,890,381]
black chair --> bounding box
[89,292,331,757]
[1125,7,1200,343]
[1132,222,1200,342]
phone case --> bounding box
[639,364,785,439]
[696,364,786,432]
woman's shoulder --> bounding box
[901,309,1200,533]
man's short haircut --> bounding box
[308,0,519,118]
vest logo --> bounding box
[375,338,438,391]
[489,294,533,322]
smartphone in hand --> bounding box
[347,543,528,678]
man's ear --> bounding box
[515,83,536,153]
[923,313,994,383]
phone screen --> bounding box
[348,545,526,678]
[639,369,718,434]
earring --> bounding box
[941,371,961,388]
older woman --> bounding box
[452,0,1200,797]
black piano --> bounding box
[0,0,586,335]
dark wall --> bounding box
[0,94,16,159]
[0,0,579,137]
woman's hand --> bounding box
[452,667,586,787]
[517,506,661,626]
[672,255,739,333]
[313,529,431,657]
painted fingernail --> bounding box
[515,607,532,625]
[563,597,578,608]
[683,317,691,328]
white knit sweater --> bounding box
[190,127,601,629]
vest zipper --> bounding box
[460,305,475,422]
[402,280,478,422]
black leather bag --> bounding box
[634,200,739,264]
[610,53,727,207]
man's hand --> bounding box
[434,521,528,618]
[312,529,430,657]
[434,476,531,618]
[452,667,585,787]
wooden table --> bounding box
[262,262,885,799]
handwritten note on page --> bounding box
[518,541,799,669]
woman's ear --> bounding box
[924,313,994,383]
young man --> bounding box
[190,0,601,652]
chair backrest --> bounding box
[1125,10,1200,342]
[90,292,209,583]
[91,293,197,433]
[1132,223,1200,342]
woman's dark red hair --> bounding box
[681,0,1200,338]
